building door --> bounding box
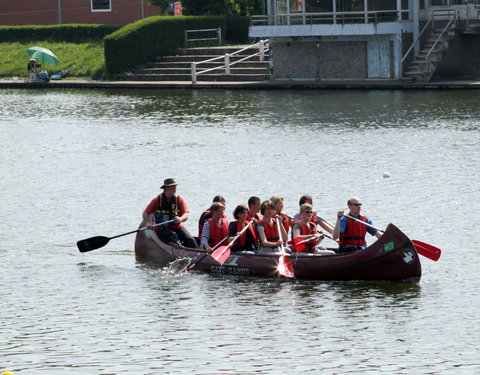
[367,40,391,78]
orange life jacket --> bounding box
[339,215,367,247]
[258,218,279,245]
[207,218,229,247]
[234,220,259,246]
[292,221,317,252]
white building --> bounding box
[249,0,480,81]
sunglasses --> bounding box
[303,210,314,214]
[350,203,362,206]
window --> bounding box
[92,0,111,11]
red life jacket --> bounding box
[234,220,258,246]
[207,218,229,247]
[281,216,292,234]
[258,218,279,245]
[292,221,317,252]
[339,215,367,247]
[198,209,211,237]
[246,212,261,222]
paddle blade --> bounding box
[77,236,110,253]
[211,245,231,264]
[278,255,294,278]
[412,240,441,261]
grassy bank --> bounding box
[0,41,105,80]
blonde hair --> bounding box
[269,195,283,207]
[300,203,313,213]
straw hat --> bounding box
[161,178,177,189]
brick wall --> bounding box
[272,41,367,79]
[0,0,158,26]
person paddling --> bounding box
[200,202,229,253]
[228,204,258,252]
[292,203,335,255]
[256,200,288,254]
[246,196,261,222]
[142,178,197,248]
[198,195,226,237]
[270,195,293,235]
[332,196,382,253]
[293,194,334,234]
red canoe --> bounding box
[134,223,421,283]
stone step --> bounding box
[122,73,269,82]
[145,60,269,69]
[133,67,270,75]
[158,54,269,63]
[176,46,267,56]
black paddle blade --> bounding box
[77,236,110,253]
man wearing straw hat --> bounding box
[143,178,197,248]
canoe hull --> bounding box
[134,223,421,283]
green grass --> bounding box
[0,41,105,79]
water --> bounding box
[1,88,479,374]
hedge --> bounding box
[104,16,229,76]
[0,24,121,43]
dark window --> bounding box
[92,0,111,11]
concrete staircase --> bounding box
[121,46,270,82]
[404,28,456,82]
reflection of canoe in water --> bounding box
[134,223,421,283]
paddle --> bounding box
[276,218,294,278]
[77,219,174,253]
[343,214,441,261]
[185,235,229,272]
[211,219,256,264]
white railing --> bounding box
[425,15,457,71]
[184,28,222,47]
[191,40,268,84]
[402,9,458,64]
[251,10,409,26]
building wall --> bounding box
[271,36,397,80]
[434,34,480,78]
[0,0,158,26]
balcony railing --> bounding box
[251,10,410,26]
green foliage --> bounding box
[0,24,121,43]
[0,41,105,79]
[227,0,263,16]
[104,16,226,76]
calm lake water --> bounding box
[1,88,479,374]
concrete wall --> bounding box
[434,34,480,79]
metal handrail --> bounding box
[425,15,457,72]
[401,18,433,63]
[250,10,406,26]
[191,40,268,84]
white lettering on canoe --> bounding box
[210,265,250,276]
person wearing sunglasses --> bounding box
[332,196,382,253]
[291,204,335,255]
[293,194,334,234]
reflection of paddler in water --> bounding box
[27,58,37,80]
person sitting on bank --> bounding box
[27,58,37,81]
[270,195,293,236]
[332,196,382,253]
[293,194,334,234]
[246,196,261,222]
[292,203,335,255]
[200,202,229,253]
[198,195,226,238]
[142,178,197,248]
[228,204,258,253]
[256,200,288,254]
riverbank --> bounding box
[1,78,480,90]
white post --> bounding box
[225,54,230,74]
[259,40,265,61]
[191,62,197,84]
[364,0,368,23]
[413,0,419,57]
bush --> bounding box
[104,16,226,76]
[0,24,121,43]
